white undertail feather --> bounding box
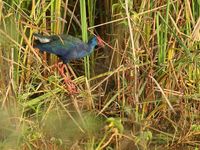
[34,35,51,43]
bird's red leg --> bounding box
[56,63,78,94]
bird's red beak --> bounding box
[97,36,104,47]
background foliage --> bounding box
[0,0,200,149]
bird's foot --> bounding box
[63,78,79,94]
[50,62,63,72]
[57,64,78,94]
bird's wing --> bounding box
[59,35,89,58]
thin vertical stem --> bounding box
[80,0,89,79]
[125,0,138,103]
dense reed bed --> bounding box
[0,0,200,149]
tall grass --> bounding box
[1,0,200,149]
[80,0,89,79]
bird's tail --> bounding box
[33,33,51,44]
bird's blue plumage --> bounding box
[33,34,98,63]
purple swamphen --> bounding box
[33,33,104,93]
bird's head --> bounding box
[88,36,104,48]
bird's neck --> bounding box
[87,38,96,53]
[87,45,95,54]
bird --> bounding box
[33,33,104,63]
[33,33,104,93]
